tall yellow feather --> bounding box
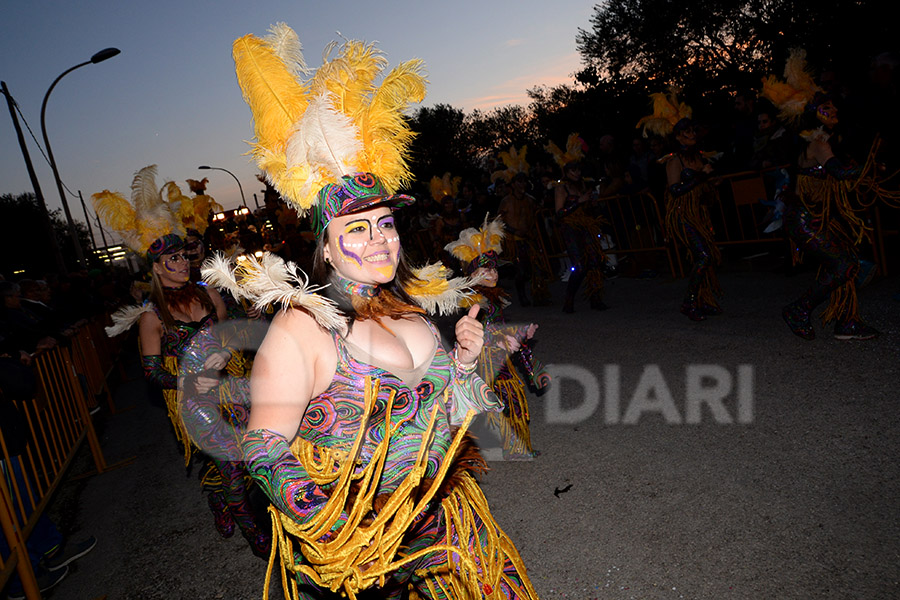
[233,33,310,198]
[361,59,427,191]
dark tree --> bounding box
[0,193,91,277]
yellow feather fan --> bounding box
[445,215,506,265]
[92,165,185,255]
[636,89,692,137]
[545,133,585,169]
[233,24,426,216]
[430,173,461,202]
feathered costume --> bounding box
[96,165,270,557]
[214,23,540,600]
[494,146,553,306]
[445,217,550,460]
[762,49,899,339]
[546,134,608,310]
[638,91,722,320]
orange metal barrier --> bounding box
[1,339,132,598]
[70,324,115,414]
[534,190,678,280]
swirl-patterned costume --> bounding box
[243,316,539,599]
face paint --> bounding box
[327,207,402,284]
[163,253,189,272]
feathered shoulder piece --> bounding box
[444,215,506,266]
[636,89,692,137]
[202,252,345,331]
[429,173,461,202]
[545,134,585,169]
[92,165,186,255]
[491,145,529,182]
[760,48,822,125]
[404,263,476,316]
[233,22,426,217]
[106,303,155,337]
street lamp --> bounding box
[198,165,248,208]
[41,47,121,269]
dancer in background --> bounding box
[547,133,608,313]
[639,91,723,321]
[95,165,270,557]
[446,216,550,460]
[762,49,885,340]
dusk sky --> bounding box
[1,0,594,232]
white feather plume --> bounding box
[201,252,345,331]
[266,22,309,79]
[106,303,155,337]
[406,262,478,316]
[287,92,362,182]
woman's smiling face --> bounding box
[323,206,401,285]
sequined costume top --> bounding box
[244,316,498,528]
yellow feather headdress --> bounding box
[760,48,823,125]
[444,215,506,272]
[232,23,426,230]
[636,89,692,138]
[429,172,461,202]
[490,145,529,183]
[163,181,224,236]
[545,133,586,170]
[92,164,186,257]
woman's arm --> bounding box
[248,308,327,436]
[207,286,228,322]
[243,309,338,524]
[139,311,176,389]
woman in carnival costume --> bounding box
[547,134,608,313]
[494,146,553,307]
[95,165,271,557]
[445,216,550,461]
[762,49,895,340]
[207,23,540,599]
[638,90,723,321]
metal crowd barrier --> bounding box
[534,190,678,280]
[1,323,132,598]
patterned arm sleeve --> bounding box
[824,156,862,180]
[516,342,551,391]
[448,354,502,426]
[668,169,707,197]
[242,428,330,524]
[142,354,177,389]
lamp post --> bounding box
[198,165,247,208]
[40,47,121,269]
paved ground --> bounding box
[40,261,900,600]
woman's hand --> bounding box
[203,350,231,371]
[454,305,484,366]
[194,375,220,395]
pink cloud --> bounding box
[464,52,581,111]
